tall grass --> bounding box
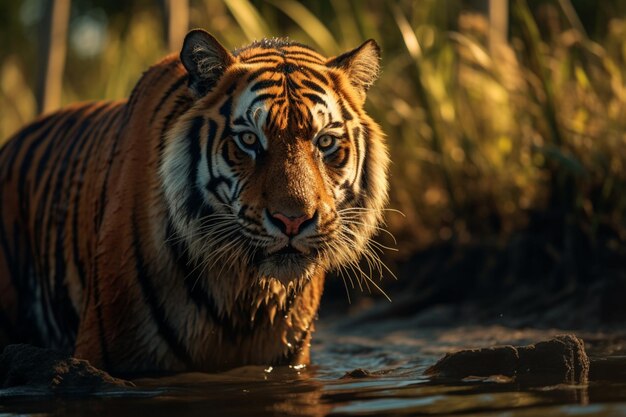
[1,0,625,260]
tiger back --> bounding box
[0,30,389,373]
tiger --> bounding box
[0,29,389,373]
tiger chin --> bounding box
[0,29,389,373]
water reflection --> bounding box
[1,324,626,416]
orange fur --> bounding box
[0,31,388,373]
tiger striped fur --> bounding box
[0,30,389,373]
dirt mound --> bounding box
[425,334,589,385]
[0,344,133,395]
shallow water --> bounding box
[2,313,626,417]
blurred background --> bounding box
[1,0,626,327]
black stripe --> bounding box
[340,180,357,207]
[149,75,188,124]
[71,105,122,288]
[19,112,73,206]
[225,79,239,95]
[303,93,326,107]
[251,79,283,91]
[247,67,277,82]
[33,108,92,346]
[54,105,109,346]
[219,97,234,140]
[206,119,218,176]
[158,95,195,154]
[96,88,141,231]
[285,75,299,95]
[266,102,287,132]
[91,255,110,369]
[266,99,286,125]
[244,51,284,60]
[38,107,96,347]
[360,124,371,193]
[132,213,195,368]
[219,96,233,119]
[184,117,206,218]
[0,208,18,297]
[301,79,326,94]
[249,93,275,109]
[51,136,93,342]
[300,67,329,84]
[232,116,247,126]
[284,56,324,65]
[352,126,361,187]
[164,219,238,343]
[338,98,353,121]
[244,57,282,65]
[232,177,245,201]
[205,177,232,205]
[0,114,56,180]
[282,49,324,61]
[34,113,80,184]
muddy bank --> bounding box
[0,344,133,396]
[327,226,626,331]
[425,334,589,385]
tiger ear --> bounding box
[326,39,381,97]
[180,29,235,97]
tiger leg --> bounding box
[0,176,22,350]
[74,281,107,370]
[0,247,18,350]
[74,212,151,372]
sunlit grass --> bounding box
[1,0,625,256]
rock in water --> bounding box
[516,335,589,384]
[425,334,589,385]
[0,344,134,395]
[425,345,520,379]
[341,368,374,379]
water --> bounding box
[1,312,626,416]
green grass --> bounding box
[2,0,626,261]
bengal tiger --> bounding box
[0,30,389,373]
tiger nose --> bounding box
[269,211,316,237]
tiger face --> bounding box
[161,30,389,286]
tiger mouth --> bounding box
[252,242,323,280]
[270,245,303,256]
[251,244,311,265]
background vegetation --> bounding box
[2,0,626,321]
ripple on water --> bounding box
[2,324,626,417]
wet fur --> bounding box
[0,31,389,373]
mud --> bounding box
[2,325,626,416]
[425,334,589,385]
[0,344,133,395]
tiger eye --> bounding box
[241,132,258,146]
[317,134,335,150]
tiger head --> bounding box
[161,30,389,287]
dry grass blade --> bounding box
[266,0,341,54]
[223,0,271,42]
[390,3,422,60]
